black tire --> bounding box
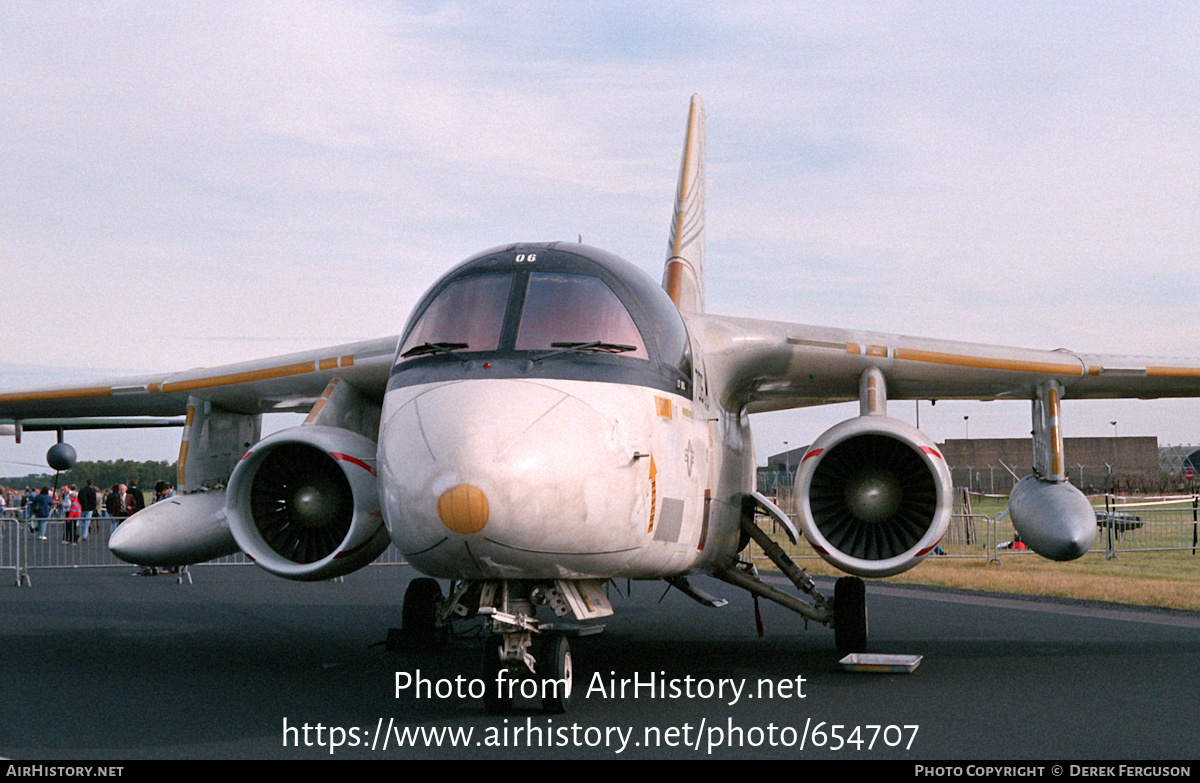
[537,634,573,714]
[834,576,868,656]
[402,577,446,646]
[482,635,513,713]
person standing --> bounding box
[105,483,126,534]
[23,487,35,527]
[62,490,81,543]
[126,479,146,515]
[78,480,98,541]
[30,487,54,540]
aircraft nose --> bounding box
[378,379,644,577]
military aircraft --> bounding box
[4,96,1200,713]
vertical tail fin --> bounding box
[662,94,706,313]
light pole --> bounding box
[782,441,791,516]
[1110,421,1118,469]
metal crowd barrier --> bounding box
[1,511,27,585]
[1094,503,1200,558]
[991,502,1200,560]
[2,517,160,585]
[0,515,408,586]
[7,504,1196,588]
[750,505,1200,569]
[748,512,996,567]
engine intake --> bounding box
[227,425,389,581]
[796,416,952,578]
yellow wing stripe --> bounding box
[0,354,363,405]
[0,386,113,403]
[892,348,1082,376]
[158,361,319,393]
[1147,366,1200,378]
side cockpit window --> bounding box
[515,273,648,359]
[398,274,512,359]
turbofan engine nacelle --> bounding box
[796,415,952,578]
[1007,476,1093,561]
[226,425,389,581]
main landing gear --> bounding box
[712,508,869,655]
[833,574,868,656]
[400,577,448,647]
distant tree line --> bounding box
[1,459,177,490]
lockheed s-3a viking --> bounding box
[4,96,1198,713]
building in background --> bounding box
[761,437,1196,499]
[939,437,1161,494]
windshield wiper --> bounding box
[531,341,637,362]
[400,342,470,361]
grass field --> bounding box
[754,496,1200,611]
[758,550,1200,611]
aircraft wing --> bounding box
[688,312,1200,413]
[0,336,398,421]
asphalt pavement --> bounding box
[2,561,1198,760]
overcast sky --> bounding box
[4,1,1200,474]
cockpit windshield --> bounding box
[515,273,648,359]
[397,274,512,358]
[391,244,693,399]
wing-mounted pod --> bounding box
[796,368,952,578]
[111,399,254,566]
[1007,381,1093,561]
[226,380,388,581]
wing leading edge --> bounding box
[0,336,398,421]
[689,312,1200,414]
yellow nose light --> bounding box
[437,484,490,534]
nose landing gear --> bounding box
[478,580,582,714]
[480,624,574,714]
[401,577,605,714]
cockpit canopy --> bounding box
[390,243,692,397]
